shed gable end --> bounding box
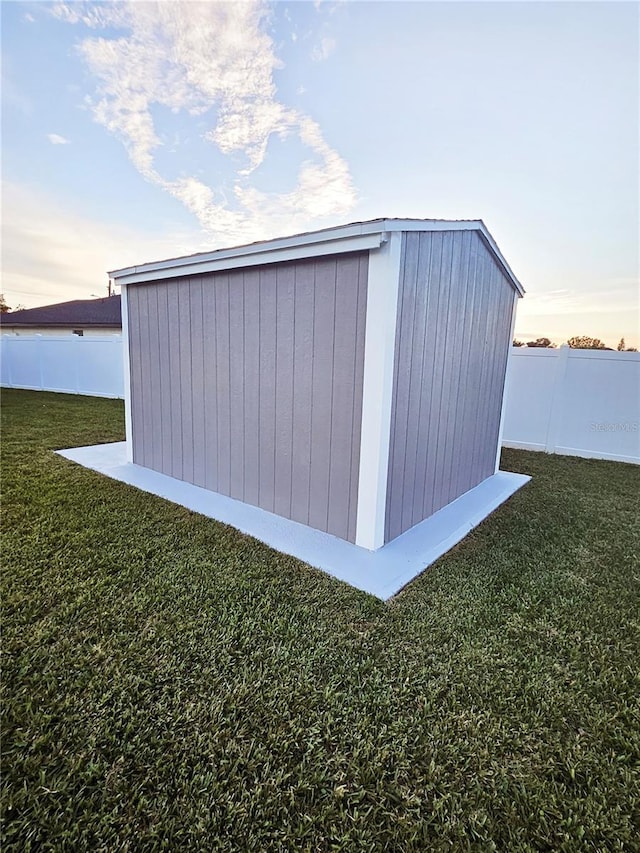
[385,230,516,541]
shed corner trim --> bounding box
[355,229,404,551]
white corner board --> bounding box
[56,442,530,601]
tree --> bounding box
[0,293,10,313]
[512,339,525,347]
[567,336,606,350]
[616,338,638,352]
[526,338,555,348]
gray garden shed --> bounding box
[98,219,529,597]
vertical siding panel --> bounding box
[308,257,336,533]
[475,265,503,478]
[434,232,471,510]
[130,286,145,465]
[129,287,142,464]
[228,270,245,500]
[463,249,492,490]
[189,278,206,488]
[481,284,504,472]
[485,268,507,466]
[243,269,261,507]
[413,234,444,534]
[347,252,368,543]
[456,239,486,496]
[431,232,465,515]
[495,292,517,450]
[258,267,277,512]
[393,233,420,540]
[178,280,194,484]
[327,253,360,540]
[470,252,498,483]
[138,286,154,470]
[484,281,514,467]
[166,282,182,481]
[423,232,455,518]
[146,284,163,473]
[156,283,173,476]
[409,234,435,523]
[449,240,480,501]
[403,234,432,531]
[215,275,231,495]
[202,279,218,491]
[125,288,136,461]
[385,238,405,543]
[128,287,145,465]
[140,286,154,469]
[421,234,445,519]
[274,263,295,518]
[290,261,315,526]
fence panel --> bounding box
[503,347,640,464]
[2,337,638,463]
[1,335,124,399]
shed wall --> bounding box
[385,230,515,542]
[127,252,368,542]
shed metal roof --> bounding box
[0,295,121,328]
[109,218,524,296]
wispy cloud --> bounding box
[47,133,70,145]
[2,182,201,308]
[311,37,336,62]
[52,1,355,244]
[519,284,639,318]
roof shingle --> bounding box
[0,296,121,328]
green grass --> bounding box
[1,388,639,852]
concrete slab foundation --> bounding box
[57,442,530,600]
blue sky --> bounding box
[2,1,638,347]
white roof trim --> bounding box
[110,232,386,285]
[109,218,524,295]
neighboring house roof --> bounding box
[0,295,121,328]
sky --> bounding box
[1,0,638,348]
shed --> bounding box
[71,219,530,598]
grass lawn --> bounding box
[1,388,639,852]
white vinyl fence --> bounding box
[1,337,638,464]
[0,334,124,399]
[502,346,640,464]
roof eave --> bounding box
[0,322,122,328]
[109,218,524,296]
